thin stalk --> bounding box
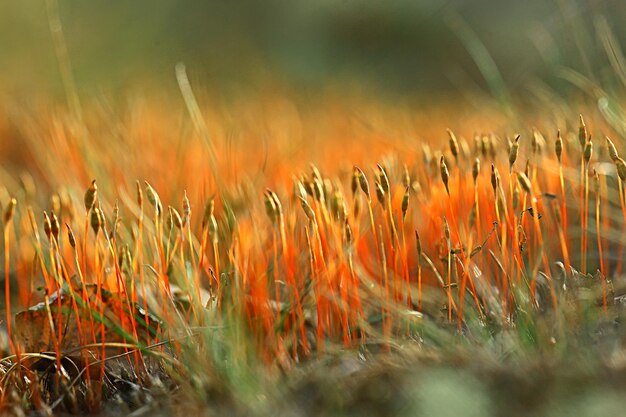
[617,178,626,275]
[596,183,607,310]
[558,162,571,271]
[580,154,586,273]
[581,164,589,274]
[4,224,14,354]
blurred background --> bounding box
[0,0,625,102]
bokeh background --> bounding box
[1,0,625,101]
